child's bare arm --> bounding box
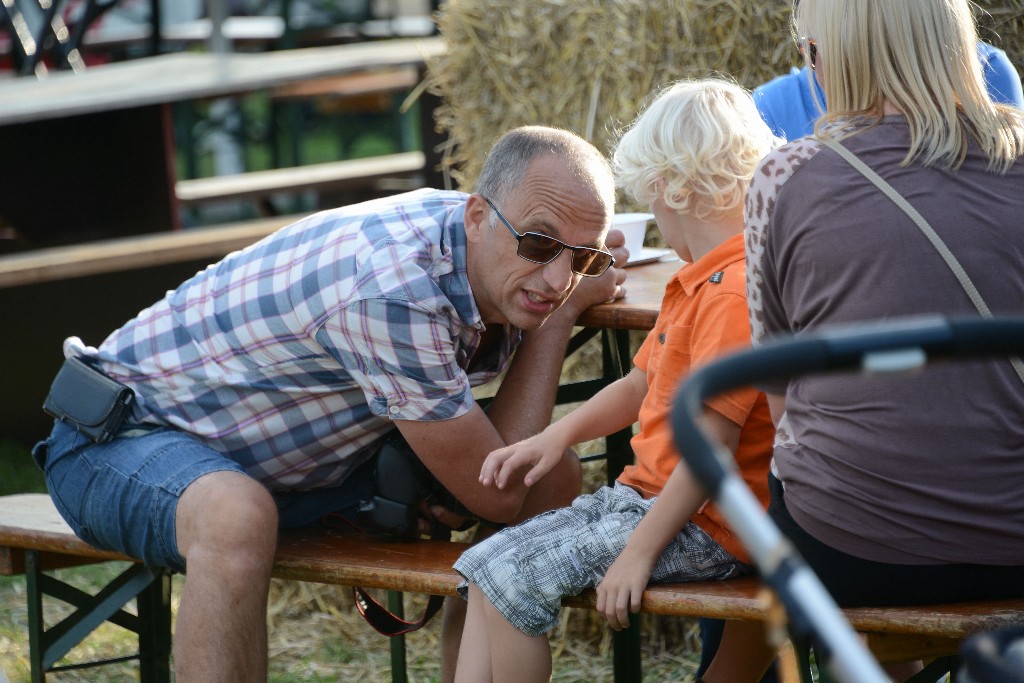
[595,408,741,629]
[480,367,647,489]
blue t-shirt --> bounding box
[754,41,1024,141]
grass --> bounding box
[0,438,44,496]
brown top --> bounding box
[746,119,1024,564]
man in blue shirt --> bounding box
[754,41,1023,140]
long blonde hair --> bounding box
[796,0,1024,172]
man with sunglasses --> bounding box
[31,125,627,682]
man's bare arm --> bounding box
[396,233,628,523]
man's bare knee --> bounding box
[176,471,278,571]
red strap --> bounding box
[352,587,446,637]
[322,512,452,637]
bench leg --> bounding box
[24,551,172,682]
[388,590,408,683]
[908,656,957,683]
[137,569,173,683]
[612,623,642,683]
[26,551,44,683]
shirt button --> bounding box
[388,405,400,415]
[658,333,666,344]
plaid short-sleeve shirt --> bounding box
[83,189,519,491]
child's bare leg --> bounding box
[455,584,552,683]
[454,585,493,682]
[482,590,551,683]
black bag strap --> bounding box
[352,587,446,637]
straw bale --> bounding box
[976,0,1024,75]
[424,0,792,195]
[423,0,1024,197]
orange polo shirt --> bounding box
[616,234,774,563]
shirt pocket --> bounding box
[647,323,693,408]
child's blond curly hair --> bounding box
[613,78,781,220]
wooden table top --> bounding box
[0,36,445,126]
[577,256,681,332]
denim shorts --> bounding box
[454,482,748,636]
[33,420,377,573]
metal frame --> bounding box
[672,315,1024,683]
[0,0,151,77]
[24,550,172,682]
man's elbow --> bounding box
[466,451,581,524]
[469,492,525,525]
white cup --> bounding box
[611,213,655,263]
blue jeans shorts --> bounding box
[33,420,377,573]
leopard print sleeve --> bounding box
[744,138,821,451]
[745,137,822,345]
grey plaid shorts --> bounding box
[454,482,748,636]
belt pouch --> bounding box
[42,356,135,444]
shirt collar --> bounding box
[676,233,746,296]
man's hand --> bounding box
[416,501,472,536]
[479,427,568,489]
[595,546,657,631]
[553,228,628,321]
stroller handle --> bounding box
[669,315,1024,683]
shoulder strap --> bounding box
[353,587,445,637]
[818,137,1024,384]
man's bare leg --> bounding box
[173,471,278,682]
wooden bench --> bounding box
[4,494,1024,682]
[268,65,421,105]
[0,214,306,289]
[175,151,427,209]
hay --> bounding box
[976,0,1024,74]
[424,0,792,197]
[372,0,1024,674]
[424,0,1024,198]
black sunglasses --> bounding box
[483,197,614,278]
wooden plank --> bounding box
[0,37,445,126]
[0,494,134,568]
[0,215,303,289]
[576,258,679,331]
[5,492,1024,665]
[176,152,425,205]
[274,528,467,596]
[269,66,420,100]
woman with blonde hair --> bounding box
[744,0,1024,668]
